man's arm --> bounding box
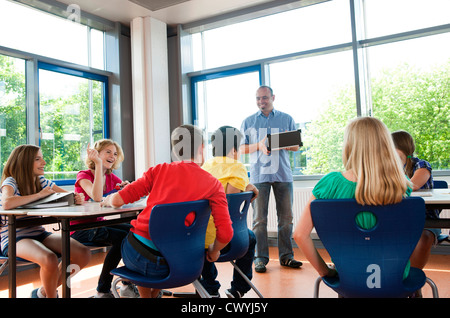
[239,136,269,155]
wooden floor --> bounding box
[0,246,448,299]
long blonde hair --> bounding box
[1,144,42,196]
[86,139,124,174]
[342,117,411,205]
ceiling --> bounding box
[55,0,275,27]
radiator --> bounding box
[247,187,450,237]
[247,187,313,236]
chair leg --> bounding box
[313,277,322,298]
[111,276,124,298]
[0,260,8,276]
[425,277,439,298]
[111,277,172,298]
[230,260,264,298]
[192,279,212,298]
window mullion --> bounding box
[25,58,39,145]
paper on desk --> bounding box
[411,191,433,197]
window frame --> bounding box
[184,0,450,179]
[37,61,110,186]
[190,64,263,125]
[0,44,113,185]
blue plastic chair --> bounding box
[110,199,212,298]
[311,197,439,298]
[433,180,449,244]
[433,180,448,189]
[216,192,263,298]
[0,252,35,276]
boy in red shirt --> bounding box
[102,124,233,298]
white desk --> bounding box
[26,200,146,217]
[2,200,146,298]
[411,188,450,229]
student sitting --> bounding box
[0,145,90,298]
[201,126,258,298]
[73,139,136,298]
[293,117,412,281]
[392,130,441,296]
[101,124,233,298]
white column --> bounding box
[130,17,171,179]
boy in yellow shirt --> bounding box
[201,126,258,298]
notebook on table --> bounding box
[19,192,75,209]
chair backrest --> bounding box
[433,180,448,189]
[217,192,253,262]
[149,199,211,288]
[311,197,426,298]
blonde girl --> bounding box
[73,139,135,298]
[293,117,412,279]
[0,144,90,298]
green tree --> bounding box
[302,60,450,174]
[372,62,450,170]
[0,55,27,174]
[1,54,104,180]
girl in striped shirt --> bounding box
[0,145,91,298]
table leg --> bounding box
[60,218,71,298]
[7,215,16,298]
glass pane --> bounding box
[194,71,260,160]
[39,69,105,181]
[268,50,356,175]
[90,28,105,70]
[196,0,351,70]
[0,0,103,68]
[364,0,450,39]
[368,33,450,170]
[0,55,26,175]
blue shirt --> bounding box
[411,156,439,219]
[240,108,297,183]
[411,157,434,189]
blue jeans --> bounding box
[200,230,256,295]
[121,234,169,278]
[71,224,132,293]
[252,182,294,264]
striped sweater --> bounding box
[0,176,55,253]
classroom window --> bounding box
[0,1,111,185]
[0,54,27,175]
[0,0,104,69]
[363,0,450,39]
[268,50,356,175]
[367,33,450,171]
[38,63,108,183]
[193,0,351,71]
[187,0,450,176]
[192,68,261,160]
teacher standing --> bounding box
[240,85,302,273]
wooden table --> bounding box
[3,200,146,298]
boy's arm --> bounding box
[101,192,125,208]
[206,186,233,261]
[227,183,258,202]
[206,239,229,262]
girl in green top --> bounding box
[293,117,412,279]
